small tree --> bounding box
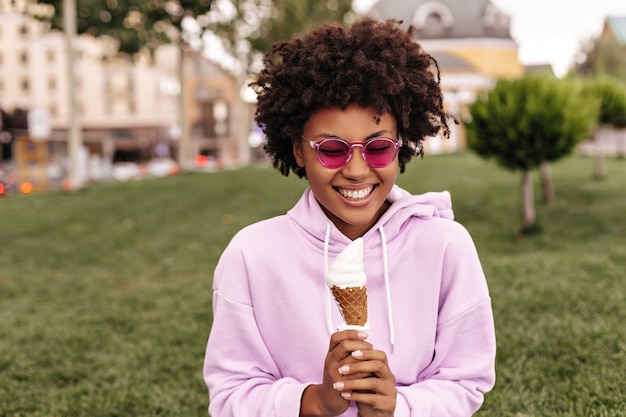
[466,74,599,234]
[582,76,626,178]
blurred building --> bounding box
[0,0,247,188]
[600,16,626,45]
[575,16,626,158]
[574,14,626,80]
[366,0,524,153]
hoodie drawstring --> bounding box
[379,225,395,353]
[324,222,334,335]
[322,222,396,354]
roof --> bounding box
[524,64,555,76]
[607,16,626,44]
[367,0,513,40]
[431,52,474,70]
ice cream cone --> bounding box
[330,285,368,326]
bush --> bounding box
[583,76,626,128]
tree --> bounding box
[205,0,355,75]
[582,76,626,178]
[247,0,355,55]
[466,74,599,234]
[33,0,215,55]
[33,0,356,71]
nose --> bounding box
[342,144,370,178]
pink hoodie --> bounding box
[203,185,496,416]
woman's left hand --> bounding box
[332,347,397,417]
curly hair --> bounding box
[251,18,450,178]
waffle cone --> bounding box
[330,285,368,326]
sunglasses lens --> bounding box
[317,139,350,168]
[364,138,398,167]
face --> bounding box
[293,104,399,240]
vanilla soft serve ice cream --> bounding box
[325,238,367,288]
[326,237,369,331]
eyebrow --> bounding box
[366,130,393,140]
[314,130,394,141]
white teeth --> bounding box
[338,186,373,200]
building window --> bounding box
[0,79,4,93]
[19,24,28,36]
[20,51,28,65]
[482,4,510,37]
[109,72,127,91]
[413,2,454,38]
[46,50,55,64]
[0,53,3,67]
[21,78,29,92]
[49,103,58,117]
[111,98,127,115]
[48,77,57,92]
[128,74,135,92]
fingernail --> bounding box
[338,365,350,375]
[333,382,344,390]
[351,350,363,358]
[357,331,368,339]
[341,392,351,399]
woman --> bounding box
[203,19,496,417]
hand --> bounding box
[333,346,397,417]
[301,330,372,416]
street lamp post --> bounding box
[63,0,84,189]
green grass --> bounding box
[1,152,625,416]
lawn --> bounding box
[1,152,625,416]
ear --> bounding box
[293,139,305,167]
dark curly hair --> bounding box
[251,18,450,178]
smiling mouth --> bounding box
[336,186,374,201]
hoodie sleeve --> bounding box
[396,223,496,416]
[203,238,312,417]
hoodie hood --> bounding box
[287,184,454,351]
[287,184,454,252]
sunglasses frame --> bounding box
[301,135,402,169]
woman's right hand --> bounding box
[300,330,372,417]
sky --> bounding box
[352,0,626,76]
